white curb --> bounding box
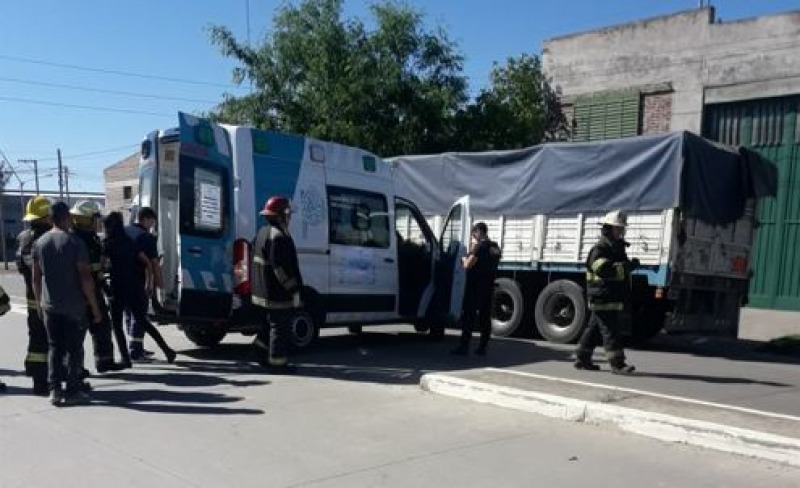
[420,372,800,468]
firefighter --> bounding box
[16,195,53,395]
[251,196,303,374]
[574,210,639,375]
[0,284,10,392]
[71,200,125,373]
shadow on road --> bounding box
[89,388,264,415]
[627,371,792,387]
[180,330,570,385]
[636,334,800,366]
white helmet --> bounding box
[70,200,102,218]
[601,210,627,228]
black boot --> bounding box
[574,359,600,371]
[611,363,636,375]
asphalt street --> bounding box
[1,273,799,487]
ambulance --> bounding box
[138,113,469,348]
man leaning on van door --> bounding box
[251,196,303,374]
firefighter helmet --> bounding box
[70,200,102,218]
[601,210,627,228]
[22,195,52,222]
[260,196,291,216]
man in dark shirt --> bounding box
[124,207,174,362]
[452,222,501,356]
[32,202,102,406]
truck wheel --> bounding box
[535,280,587,343]
[629,304,667,346]
[491,278,524,337]
[289,310,319,351]
[183,326,227,348]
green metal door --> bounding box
[704,95,800,310]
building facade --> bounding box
[543,7,800,311]
[103,153,139,223]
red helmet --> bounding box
[260,196,291,216]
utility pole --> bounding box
[57,148,64,200]
[0,162,8,270]
[64,166,70,206]
[17,159,39,194]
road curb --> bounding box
[420,372,800,468]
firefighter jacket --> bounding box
[73,228,109,285]
[16,226,47,278]
[585,236,635,311]
[251,222,303,310]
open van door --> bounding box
[176,113,235,321]
[434,195,472,326]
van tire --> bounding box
[535,280,587,344]
[289,310,319,351]
[183,327,227,348]
[491,278,524,337]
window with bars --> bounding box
[572,90,641,142]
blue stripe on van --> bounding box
[251,129,306,214]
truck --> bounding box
[389,131,777,344]
[138,113,473,349]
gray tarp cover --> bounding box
[390,131,776,225]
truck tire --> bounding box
[491,278,524,337]
[629,303,667,346]
[535,280,587,343]
[183,326,227,348]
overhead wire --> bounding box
[0,53,239,89]
[0,95,178,116]
[0,76,222,104]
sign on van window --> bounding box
[194,168,222,231]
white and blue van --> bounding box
[138,113,469,348]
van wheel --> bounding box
[289,310,319,351]
[491,278,524,337]
[535,280,587,343]
[183,326,227,348]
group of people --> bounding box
[452,210,638,375]
[13,195,175,406]
[1,191,638,403]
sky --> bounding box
[0,0,797,194]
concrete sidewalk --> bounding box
[421,368,800,468]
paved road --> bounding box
[1,276,799,486]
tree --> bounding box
[456,54,569,151]
[208,0,468,156]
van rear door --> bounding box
[176,113,234,321]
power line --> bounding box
[0,76,221,104]
[34,145,138,162]
[0,95,176,116]
[0,53,238,89]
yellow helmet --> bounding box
[70,200,102,218]
[23,195,52,222]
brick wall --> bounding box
[103,153,139,222]
[642,92,673,134]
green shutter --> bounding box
[572,90,641,142]
[704,96,800,311]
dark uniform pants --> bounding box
[459,286,493,350]
[118,286,170,358]
[576,310,627,366]
[22,273,48,386]
[254,309,292,366]
[82,286,116,370]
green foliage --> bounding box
[209,0,567,156]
